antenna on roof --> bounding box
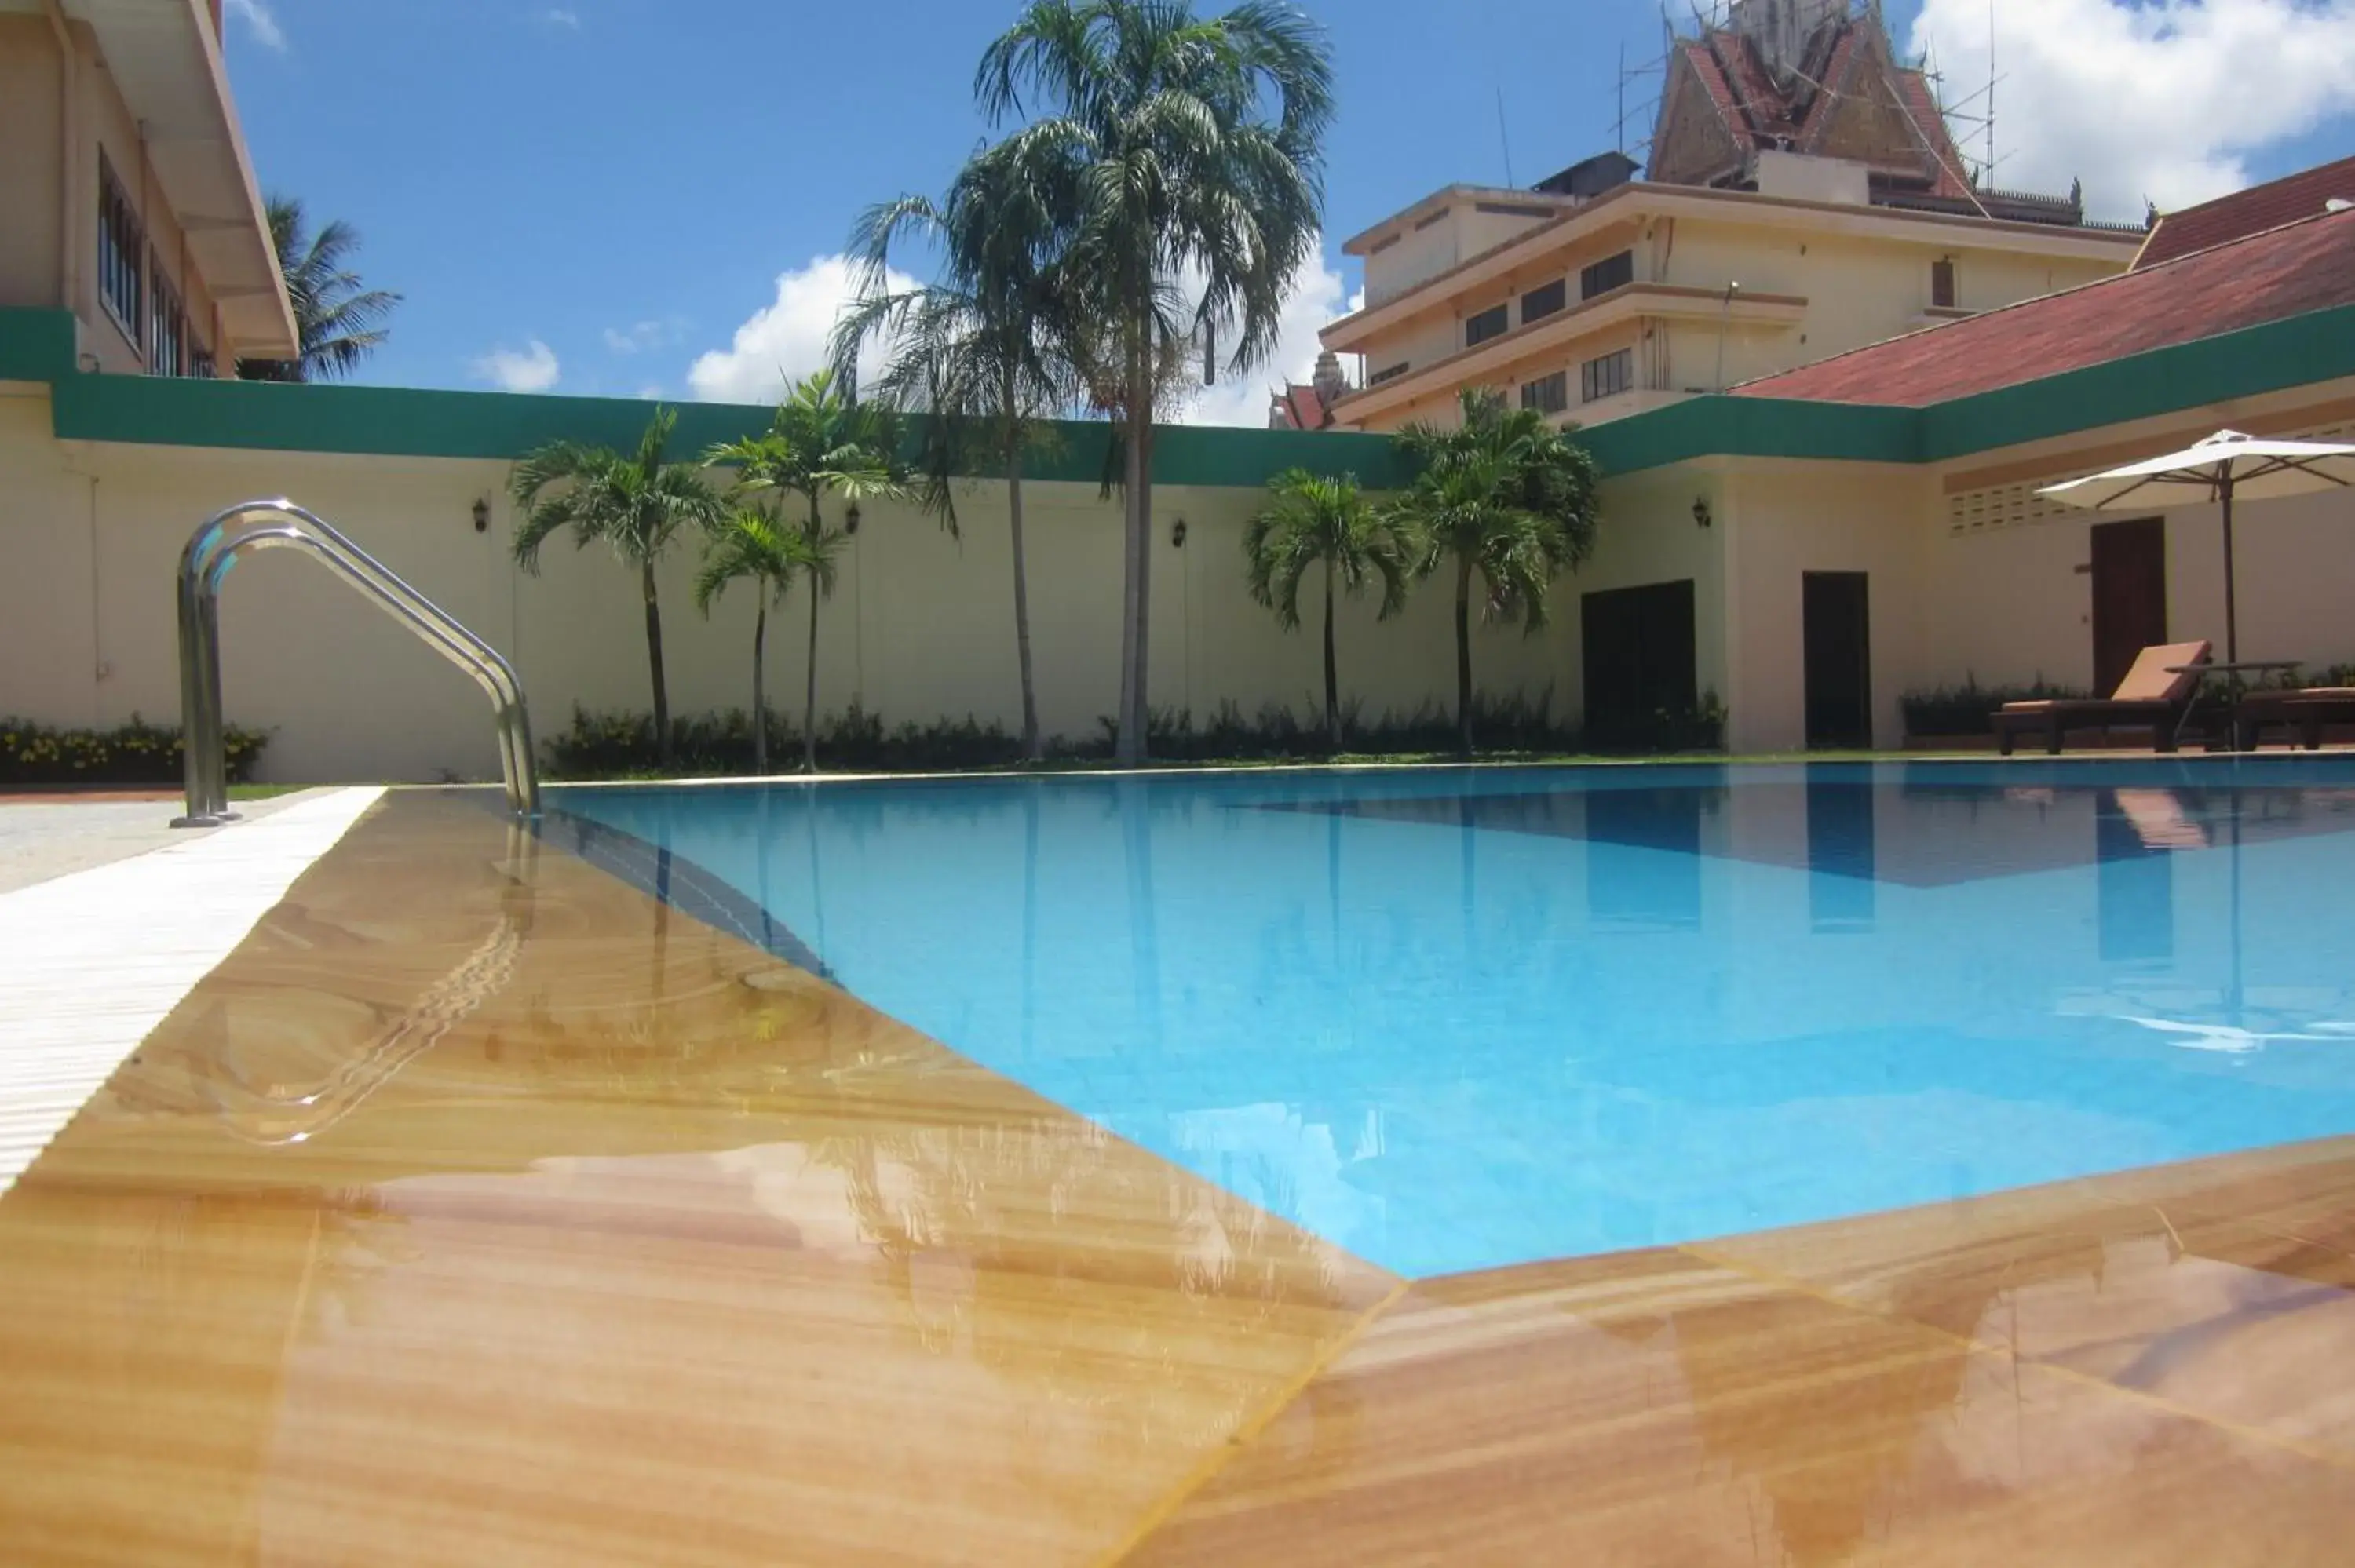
[1495,86,1515,186]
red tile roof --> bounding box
[1270,384,1330,432]
[2140,156,2355,268]
[1891,68,1974,202]
[1735,209,2355,407]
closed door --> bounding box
[2090,518,2167,696]
[1581,579,1698,748]
[1802,572,1872,749]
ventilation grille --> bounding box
[1945,418,2355,535]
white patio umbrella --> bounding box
[2038,429,2355,663]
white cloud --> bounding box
[1174,241,1355,428]
[602,319,685,355]
[686,254,915,404]
[542,7,581,26]
[636,385,664,401]
[473,340,561,394]
[225,0,287,52]
[1909,0,2355,221]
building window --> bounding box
[1580,348,1634,403]
[1370,361,1411,386]
[1931,257,1958,309]
[1520,370,1568,415]
[1580,250,1635,300]
[1476,200,1557,220]
[1521,279,1567,325]
[1465,304,1509,348]
[98,157,145,344]
[190,346,217,380]
[148,251,185,377]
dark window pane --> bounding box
[1580,250,1634,300]
[1521,279,1566,323]
[1465,304,1509,348]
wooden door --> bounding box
[2090,519,2167,696]
[1802,572,1872,749]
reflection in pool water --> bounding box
[559,760,2355,1278]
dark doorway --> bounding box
[2090,518,2167,696]
[1802,572,1872,749]
[1583,579,1698,749]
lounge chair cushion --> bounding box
[1999,640,2213,713]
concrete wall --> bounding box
[1920,487,2355,693]
[0,391,1628,782]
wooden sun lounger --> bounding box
[2236,687,2355,751]
[1993,640,2214,757]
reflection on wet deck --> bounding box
[4,786,2354,1564]
[0,790,1391,1566]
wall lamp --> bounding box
[1692,498,1713,529]
[845,501,863,536]
[1170,517,1188,549]
[472,498,491,534]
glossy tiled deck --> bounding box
[3,788,2353,1565]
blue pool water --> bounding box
[557,760,2355,1278]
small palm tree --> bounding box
[1243,470,1416,750]
[980,0,1336,764]
[510,407,725,768]
[1393,392,1601,755]
[694,506,820,776]
[237,196,401,382]
[706,370,912,772]
[835,139,1079,762]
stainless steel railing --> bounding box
[173,499,540,826]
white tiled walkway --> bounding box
[0,786,383,1191]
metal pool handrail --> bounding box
[173,498,541,826]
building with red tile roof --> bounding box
[1734,206,2355,406]
[2138,155,2355,269]
[1650,0,2094,229]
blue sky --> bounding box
[223,0,2355,417]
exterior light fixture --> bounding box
[1170,517,1188,549]
[1692,498,1713,529]
[845,501,862,536]
[472,498,491,534]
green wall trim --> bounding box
[0,308,75,384]
[1579,393,1922,472]
[11,299,2355,483]
[1918,304,2355,460]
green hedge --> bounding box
[542,691,1606,779]
[1900,680,2090,738]
[0,715,269,787]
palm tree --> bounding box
[509,407,725,768]
[236,196,401,381]
[834,141,1080,764]
[978,0,1335,764]
[1392,392,1601,756]
[706,370,911,772]
[694,506,820,776]
[1243,470,1416,750]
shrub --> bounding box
[1900,679,2089,738]
[543,704,1025,778]
[0,714,268,787]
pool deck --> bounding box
[2,787,2352,1563]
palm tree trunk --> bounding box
[1455,553,1476,757]
[1114,319,1154,768]
[751,599,769,777]
[1323,556,1341,751]
[803,498,822,774]
[642,562,672,769]
[1008,439,1042,762]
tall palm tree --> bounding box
[509,407,725,769]
[236,196,401,382]
[706,370,912,773]
[694,505,819,776]
[834,140,1081,764]
[1392,392,1601,756]
[1243,470,1416,750]
[978,0,1335,765]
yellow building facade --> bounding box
[0,0,294,379]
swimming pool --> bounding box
[553,760,2355,1278]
